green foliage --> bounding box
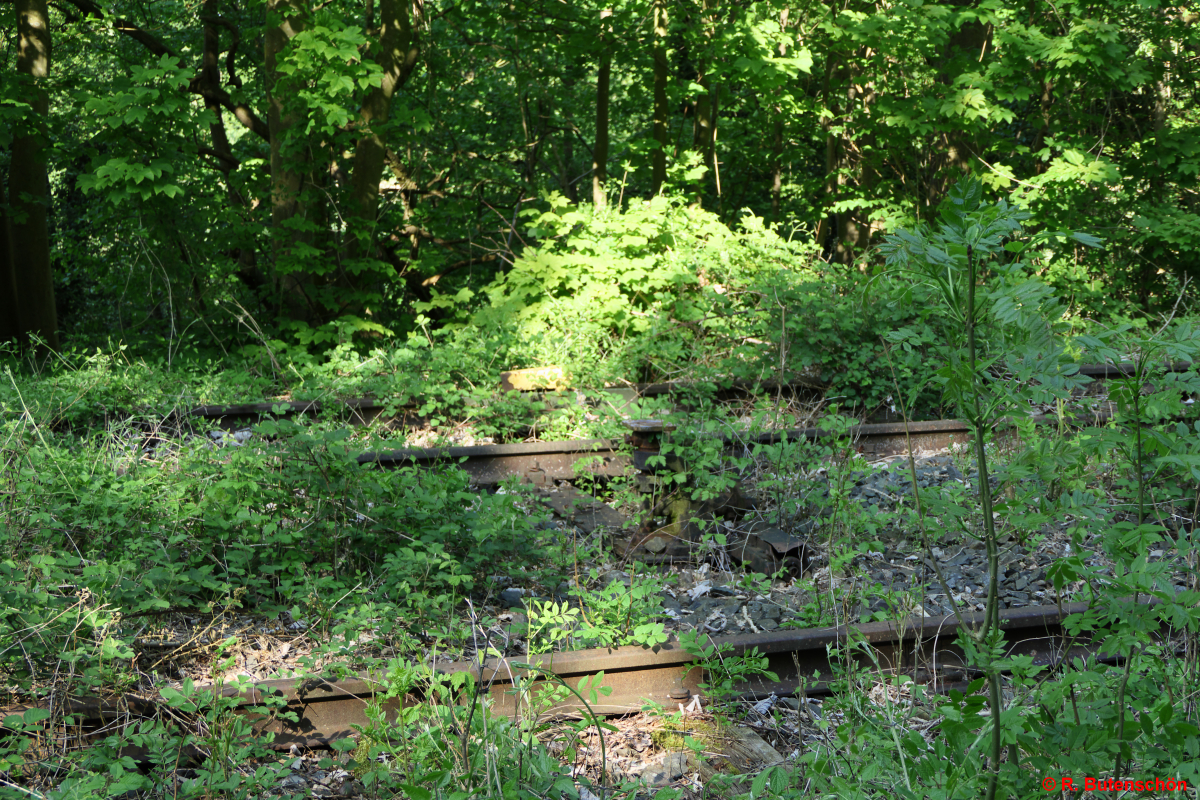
[678,630,777,703]
[76,54,198,203]
[573,566,669,650]
[274,17,385,137]
[0,406,549,666]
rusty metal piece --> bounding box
[244,600,1125,730]
[753,527,807,556]
[359,439,632,486]
[522,460,549,487]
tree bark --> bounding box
[651,0,669,194]
[592,8,612,207]
[0,179,21,343]
[9,0,59,350]
[769,9,789,222]
[770,119,783,222]
[691,0,717,197]
[348,0,420,262]
[200,0,235,176]
[926,2,990,208]
[265,0,312,321]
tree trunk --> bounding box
[770,119,783,222]
[926,4,990,208]
[835,74,877,265]
[651,0,669,194]
[813,54,842,253]
[200,0,235,175]
[558,73,577,203]
[347,0,420,270]
[691,0,718,198]
[265,0,312,321]
[9,0,59,350]
[592,8,612,207]
[769,9,789,222]
[0,179,21,343]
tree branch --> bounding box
[60,0,270,142]
[421,255,496,286]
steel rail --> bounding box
[189,361,1193,432]
[355,414,1120,486]
[180,361,1198,487]
[7,601,1145,752]
[244,600,1119,747]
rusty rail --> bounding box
[189,361,1193,433]
[243,601,1118,747]
[357,413,1130,486]
[9,601,1146,752]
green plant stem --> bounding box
[965,246,1003,800]
[1112,649,1134,780]
[1133,363,1146,525]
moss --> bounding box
[650,717,724,752]
[350,735,382,778]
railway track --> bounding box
[185,362,1194,487]
[10,601,1154,752]
[188,362,1190,433]
[16,362,1181,758]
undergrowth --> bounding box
[2,183,1200,799]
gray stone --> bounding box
[499,587,525,608]
[758,617,779,631]
[602,570,631,587]
[747,600,785,620]
[691,596,742,617]
[642,535,668,554]
[641,753,689,787]
[279,774,307,790]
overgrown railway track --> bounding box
[186,362,1194,487]
[8,601,1157,752]
[12,362,1188,761]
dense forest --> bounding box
[2,0,1197,356]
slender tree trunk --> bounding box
[9,0,59,350]
[770,119,783,222]
[691,0,718,198]
[927,4,989,207]
[0,179,21,343]
[835,74,877,266]
[560,121,576,202]
[651,0,669,194]
[693,76,712,164]
[265,0,312,320]
[769,9,788,222]
[592,8,612,207]
[200,0,235,174]
[347,0,420,266]
[813,53,841,253]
